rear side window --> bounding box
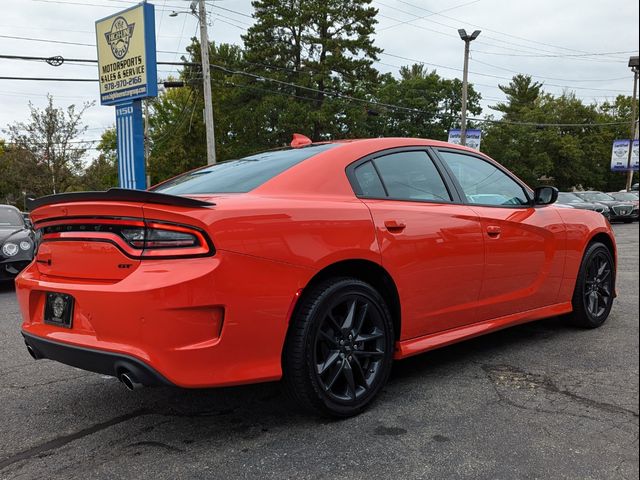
[363,151,451,202]
[153,143,337,194]
[354,162,386,197]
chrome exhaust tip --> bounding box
[25,344,40,360]
[119,372,143,391]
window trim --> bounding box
[345,147,462,204]
[431,147,535,209]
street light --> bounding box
[458,29,481,147]
[625,56,639,191]
[169,0,217,165]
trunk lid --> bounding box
[29,190,215,282]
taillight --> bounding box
[39,219,213,259]
[121,223,208,255]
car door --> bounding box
[348,148,485,339]
[435,148,566,321]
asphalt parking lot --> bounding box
[0,224,638,480]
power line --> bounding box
[380,52,630,92]
[0,52,632,129]
[470,58,630,83]
[389,0,630,61]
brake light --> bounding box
[38,218,213,259]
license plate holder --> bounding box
[44,292,75,328]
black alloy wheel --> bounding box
[283,278,394,417]
[570,242,615,328]
[314,295,386,403]
[583,250,613,319]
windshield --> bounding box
[153,143,338,195]
[0,207,24,227]
[557,193,584,204]
[580,192,614,202]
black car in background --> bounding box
[556,192,610,219]
[0,205,35,281]
[573,191,638,223]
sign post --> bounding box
[96,2,157,190]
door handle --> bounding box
[486,225,501,238]
[384,220,406,233]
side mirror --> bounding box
[534,186,559,205]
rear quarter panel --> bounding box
[555,208,617,302]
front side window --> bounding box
[354,151,451,202]
[153,143,337,194]
[439,151,529,206]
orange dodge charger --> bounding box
[17,137,616,417]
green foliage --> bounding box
[79,128,118,191]
[482,83,637,191]
[1,95,94,205]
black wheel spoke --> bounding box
[327,312,342,332]
[598,284,611,296]
[353,303,368,337]
[324,359,345,391]
[340,300,357,333]
[355,328,383,343]
[353,349,384,359]
[319,329,339,347]
[350,354,366,383]
[317,350,340,375]
[343,361,356,400]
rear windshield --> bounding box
[0,207,24,227]
[152,143,337,195]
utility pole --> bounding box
[196,0,216,165]
[458,29,480,147]
[625,56,639,191]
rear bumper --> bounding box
[16,250,310,388]
[22,331,173,386]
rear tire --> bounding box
[568,242,615,328]
[283,277,394,417]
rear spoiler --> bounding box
[27,188,215,210]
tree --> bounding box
[373,65,482,139]
[78,128,118,191]
[492,74,543,117]
[242,0,381,140]
[482,78,637,191]
[3,95,94,195]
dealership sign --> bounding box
[448,129,482,150]
[611,139,639,172]
[96,2,157,190]
[96,3,157,105]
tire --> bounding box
[568,242,615,328]
[283,277,395,417]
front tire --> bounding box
[569,242,615,328]
[283,277,394,417]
